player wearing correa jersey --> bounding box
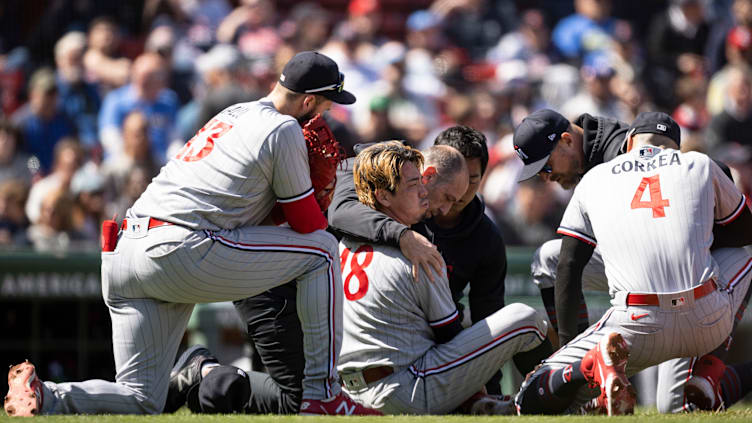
[335,141,549,415]
[514,112,752,416]
[515,109,752,413]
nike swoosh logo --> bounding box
[630,313,649,321]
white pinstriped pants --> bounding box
[344,303,547,414]
[40,222,342,414]
[530,246,752,411]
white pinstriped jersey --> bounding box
[129,99,313,230]
[338,238,459,372]
[559,147,747,295]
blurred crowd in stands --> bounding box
[0,0,751,252]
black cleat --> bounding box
[163,345,218,413]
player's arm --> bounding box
[468,225,506,323]
[271,121,327,234]
[554,181,596,346]
[710,160,752,250]
[554,234,595,346]
[329,162,445,281]
[416,267,463,343]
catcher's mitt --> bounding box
[302,114,343,211]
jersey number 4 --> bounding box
[631,174,670,218]
[340,245,373,301]
[175,118,233,162]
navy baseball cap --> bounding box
[514,109,570,181]
[279,51,356,105]
[628,112,681,146]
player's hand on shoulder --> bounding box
[399,229,445,283]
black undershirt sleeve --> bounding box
[432,319,464,344]
[712,207,752,250]
[555,235,596,346]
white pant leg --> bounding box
[349,303,547,414]
[531,239,608,292]
[41,224,343,414]
[656,358,694,413]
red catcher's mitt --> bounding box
[302,114,342,211]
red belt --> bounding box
[626,279,717,306]
[361,366,394,384]
[121,217,174,231]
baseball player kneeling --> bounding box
[331,141,550,415]
[514,112,752,416]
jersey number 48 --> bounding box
[340,245,373,301]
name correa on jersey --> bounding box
[611,152,681,174]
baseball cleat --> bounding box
[581,332,636,416]
[299,392,382,415]
[685,354,726,411]
[5,360,43,417]
[163,345,218,413]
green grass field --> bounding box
[3,407,752,422]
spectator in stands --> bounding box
[551,0,616,61]
[672,75,710,134]
[706,0,752,75]
[561,50,627,121]
[494,177,563,247]
[54,31,101,151]
[0,180,30,247]
[27,187,83,252]
[707,65,752,152]
[285,2,332,52]
[0,119,31,186]
[82,16,131,91]
[70,165,106,242]
[11,68,76,175]
[101,111,159,203]
[99,52,179,164]
[105,164,152,223]
[25,139,83,225]
[190,44,260,139]
[356,95,406,144]
[486,8,561,82]
[707,26,752,115]
[143,24,194,107]
[432,0,517,60]
[645,0,709,109]
[217,0,282,59]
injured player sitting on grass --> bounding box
[333,141,552,415]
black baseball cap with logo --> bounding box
[279,51,356,105]
[514,109,570,181]
[628,111,681,146]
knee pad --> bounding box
[188,365,251,414]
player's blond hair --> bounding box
[353,141,424,209]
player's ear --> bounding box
[625,129,636,152]
[422,166,437,184]
[560,132,573,147]
[374,188,391,207]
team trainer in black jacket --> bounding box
[329,126,550,394]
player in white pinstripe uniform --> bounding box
[4,51,379,417]
[334,141,550,415]
[514,112,752,415]
[516,110,752,413]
